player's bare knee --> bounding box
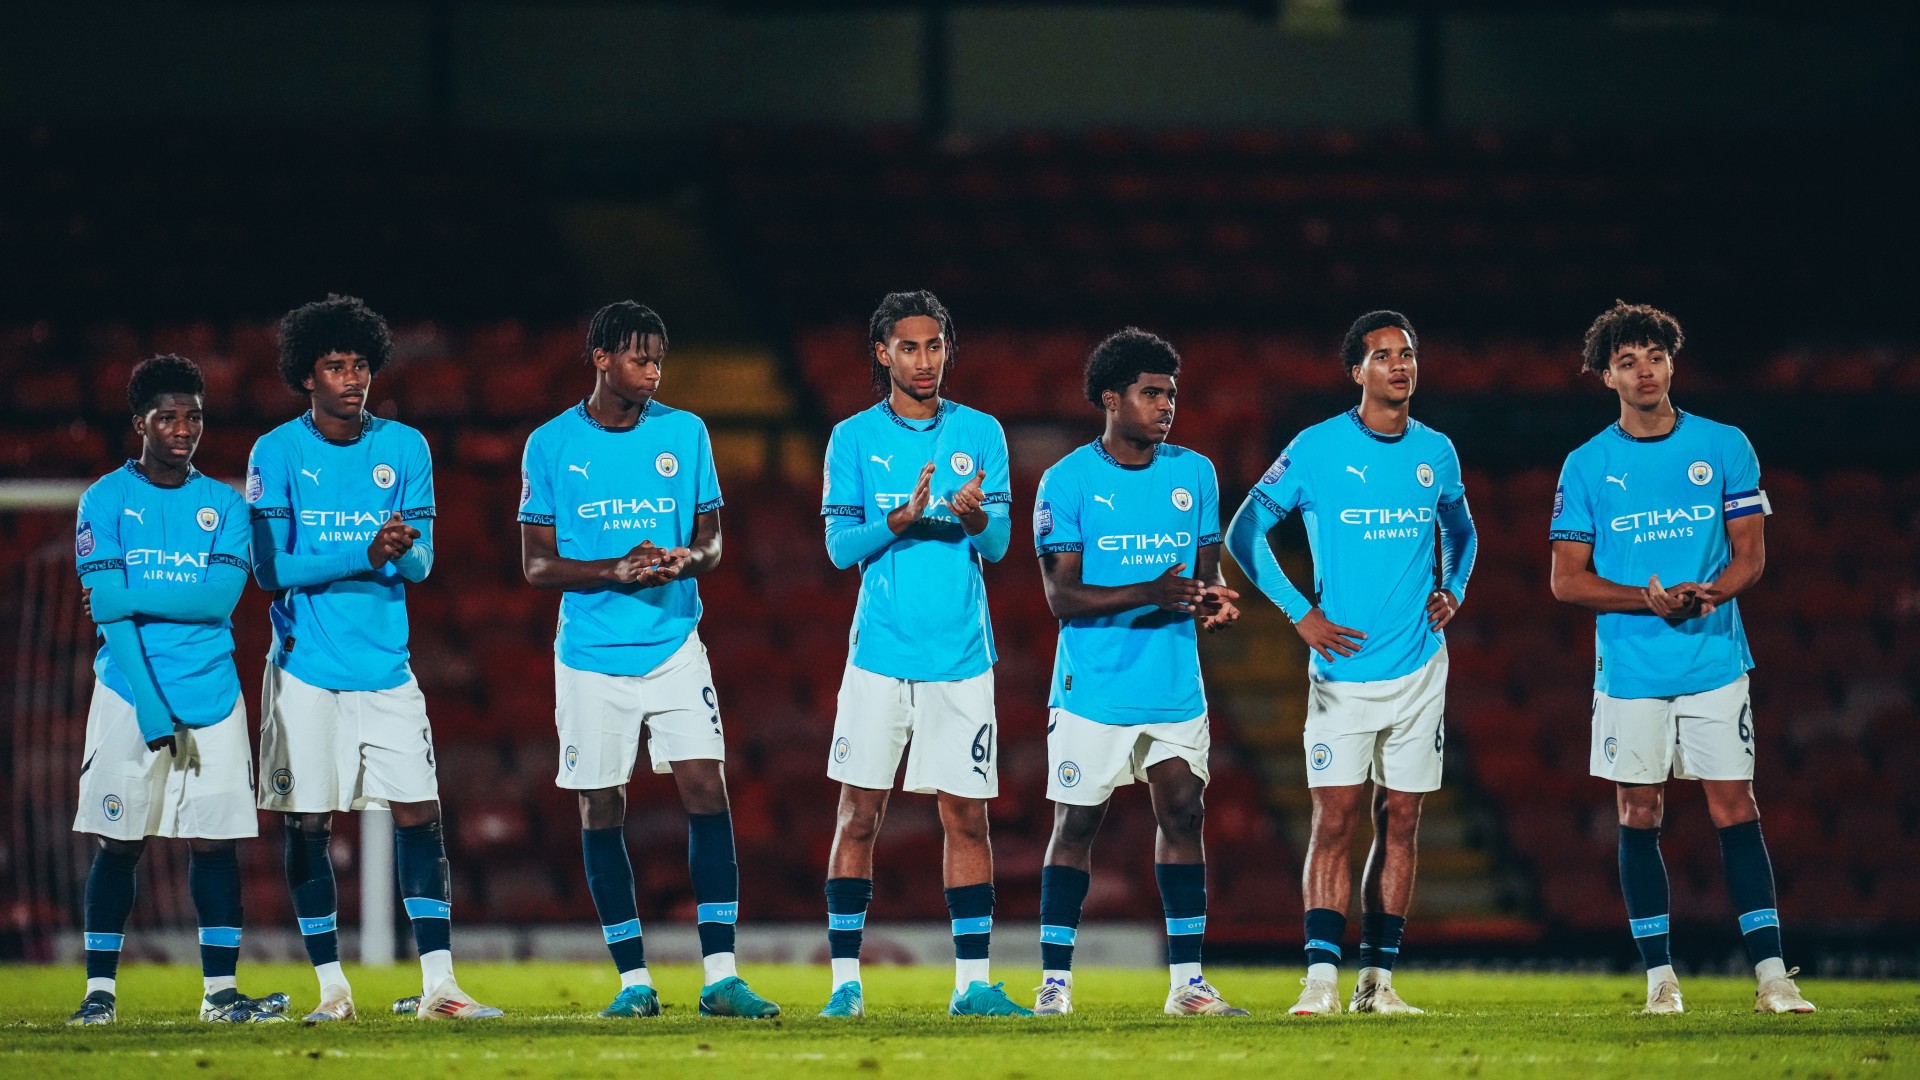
[835,800,884,846]
[672,761,730,815]
[1615,783,1665,828]
[97,836,145,860]
[1153,795,1205,844]
[578,788,626,830]
[938,795,991,844]
[1703,782,1759,828]
[285,812,331,836]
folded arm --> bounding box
[87,562,248,624]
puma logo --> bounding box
[870,454,894,472]
[1346,465,1369,482]
[122,508,146,525]
[973,765,989,781]
[568,462,591,479]
[1093,494,1116,510]
[300,468,323,485]
[1606,474,1628,490]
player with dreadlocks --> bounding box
[518,301,779,1021]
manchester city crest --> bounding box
[1057,760,1082,787]
[1171,487,1193,512]
[1311,743,1333,771]
[656,452,679,477]
[197,506,219,532]
[1416,463,1435,487]
[1688,460,1713,486]
[834,737,852,764]
[950,451,975,476]
[1604,737,1619,763]
[102,794,124,821]
[565,745,579,771]
[271,768,293,795]
[372,463,396,489]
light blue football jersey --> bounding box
[821,399,1011,682]
[519,399,723,677]
[1551,410,1762,699]
[247,413,435,692]
[1034,439,1220,727]
[1249,409,1468,684]
[75,462,250,723]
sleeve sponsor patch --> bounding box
[75,520,95,557]
[1552,484,1565,519]
[245,465,264,504]
[1035,500,1053,537]
[1260,453,1290,486]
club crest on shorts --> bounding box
[1261,453,1290,486]
[1688,460,1713,486]
[246,465,264,503]
[656,452,679,477]
[1311,743,1333,771]
[75,520,95,557]
[372,463,396,489]
[102,794,124,821]
[1057,760,1081,787]
[1604,737,1618,763]
[196,506,219,532]
[1417,463,1435,487]
[565,745,578,771]
[271,768,293,795]
[950,451,974,477]
[833,737,852,764]
[1171,487,1193,512]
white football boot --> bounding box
[1754,968,1815,1013]
[1289,977,1342,1016]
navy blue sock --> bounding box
[687,811,739,957]
[582,826,647,974]
[1039,865,1091,971]
[1156,863,1207,968]
[396,821,453,957]
[84,847,140,982]
[1619,825,1672,970]
[1358,912,1406,973]
[1304,907,1346,969]
[189,847,243,979]
[1718,820,1784,966]
[946,883,994,961]
[825,877,872,963]
[284,825,340,967]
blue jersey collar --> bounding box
[122,459,202,487]
[301,410,373,446]
[1346,407,1409,443]
[1091,437,1159,471]
[1610,409,1687,443]
[879,398,951,431]
[576,397,651,432]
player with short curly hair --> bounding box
[69,354,288,1026]
[249,295,498,1022]
[1031,327,1248,1018]
[1550,300,1813,1015]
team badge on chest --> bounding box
[1688,461,1713,486]
[950,451,974,477]
[1171,487,1193,512]
[197,507,219,531]
[1416,463,1435,487]
[656,452,679,478]
[372,463,396,489]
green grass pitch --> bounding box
[2,963,1914,1079]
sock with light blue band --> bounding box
[825,877,871,962]
[1156,863,1207,968]
[1358,912,1406,973]
[945,883,994,961]
[397,822,453,957]
[1304,907,1346,969]
[83,847,139,983]
[285,824,340,968]
[190,846,243,979]
[583,826,647,975]
[1719,820,1784,965]
[1619,825,1672,970]
[1039,865,1091,971]
[688,812,739,958]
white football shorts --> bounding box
[1303,646,1448,792]
[828,663,998,798]
[74,682,257,841]
[258,663,439,812]
[555,633,726,790]
[1046,707,1210,806]
[1591,674,1754,783]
